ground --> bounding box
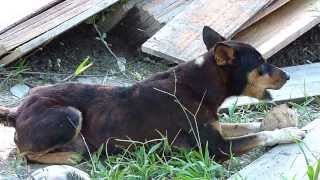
[0,22,320,179]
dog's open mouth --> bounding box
[261,90,272,101]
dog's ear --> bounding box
[202,26,225,50]
[213,42,236,66]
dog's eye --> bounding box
[257,64,269,75]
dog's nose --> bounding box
[285,73,290,80]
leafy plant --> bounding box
[296,140,320,180]
[61,56,93,82]
[74,56,93,77]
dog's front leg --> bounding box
[198,121,305,160]
[220,122,261,138]
[219,104,299,138]
[220,127,305,157]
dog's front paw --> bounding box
[261,104,298,131]
[264,127,306,146]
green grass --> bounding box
[86,139,225,180]
[219,100,270,123]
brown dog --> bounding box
[0,26,305,164]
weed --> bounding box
[61,56,93,82]
[0,59,30,89]
[295,139,320,180]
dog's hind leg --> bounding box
[25,136,87,164]
[26,151,82,165]
[15,106,83,163]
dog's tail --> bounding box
[0,106,16,127]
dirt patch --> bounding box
[269,24,320,67]
[34,23,167,72]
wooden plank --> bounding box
[138,0,194,25]
[141,0,274,63]
[0,0,119,57]
[220,63,320,109]
[240,0,291,31]
[0,0,63,34]
[229,119,320,180]
[0,45,6,57]
[0,0,119,66]
[102,0,194,48]
[96,0,144,33]
[235,0,320,59]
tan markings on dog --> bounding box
[26,152,82,165]
[242,69,271,99]
[242,68,286,99]
[211,121,222,134]
[68,107,83,142]
[214,44,235,65]
[220,122,261,138]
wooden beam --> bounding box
[0,0,119,66]
[229,119,320,180]
[141,0,274,63]
[0,0,92,56]
[235,0,320,59]
[0,0,63,34]
[220,63,320,109]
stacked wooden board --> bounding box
[235,0,320,58]
[142,0,320,62]
[0,0,119,66]
[1,0,319,66]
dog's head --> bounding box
[201,26,289,100]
